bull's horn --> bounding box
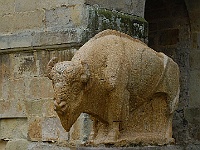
[47,57,58,79]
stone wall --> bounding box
[0,0,89,50]
[85,0,145,17]
[0,49,76,149]
[185,0,200,144]
[0,0,148,149]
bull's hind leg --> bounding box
[104,89,130,144]
[88,117,98,144]
[93,122,108,145]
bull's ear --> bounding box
[80,61,90,83]
[47,57,58,80]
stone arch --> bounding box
[144,0,191,144]
[184,0,200,143]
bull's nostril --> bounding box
[54,97,61,104]
[59,101,67,107]
[57,110,64,115]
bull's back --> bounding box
[72,32,127,77]
[73,30,165,97]
[118,36,164,98]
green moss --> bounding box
[82,7,148,44]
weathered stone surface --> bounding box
[0,31,34,49]
[78,145,184,150]
[185,144,200,150]
[85,0,145,17]
[0,99,27,118]
[189,70,200,107]
[47,30,180,146]
[185,0,200,12]
[0,4,148,50]
[0,140,7,150]
[88,8,148,43]
[145,0,192,144]
[185,0,200,32]
[27,111,68,142]
[11,10,45,33]
[9,53,38,78]
[25,99,56,117]
[28,116,42,141]
[0,14,14,34]
[0,48,79,119]
[5,139,30,150]
[69,113,92,146]
[29,77,54,100]
[0,118,28,140]
[39,0,85,11]
[190,51,200,70]
[0,0,15,16]
[15,0,40,12]
[42,117,69,142]
[27,142,72,150]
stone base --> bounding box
[77,145,200,150]
[2,140,200,150]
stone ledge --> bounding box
[0,43,82,54]
[0,28,85,50]
[0,5,148,51]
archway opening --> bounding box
[144,0,191,144]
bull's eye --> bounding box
[73,87,79,94]
[72,82,81,94]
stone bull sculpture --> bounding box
[47,30,179,146]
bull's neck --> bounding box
[68,92,86,126]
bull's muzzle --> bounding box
[53,99,68,115]
[54,101,71,132]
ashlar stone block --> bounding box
[0,14,15,34]
[5,139,30,150]
[29,77,54,100]
[0,118,28,140]
[15,0,40,12]
[12,10,45,32]
[28,116,69,142]
[28,116,42,141]
[189,70,200,107]
[0,0,15,16]
[42,117,69,142]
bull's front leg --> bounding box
[104,88,130,144]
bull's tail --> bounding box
[154,53,180,114]
[170,86,180,114]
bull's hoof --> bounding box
[93,132,107,145]
[103,129,119,144]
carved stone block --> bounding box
[47,30,180,146]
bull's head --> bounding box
[47,57,90,131]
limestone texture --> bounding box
[47,30,180,146]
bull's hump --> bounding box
[93,29,147,46]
